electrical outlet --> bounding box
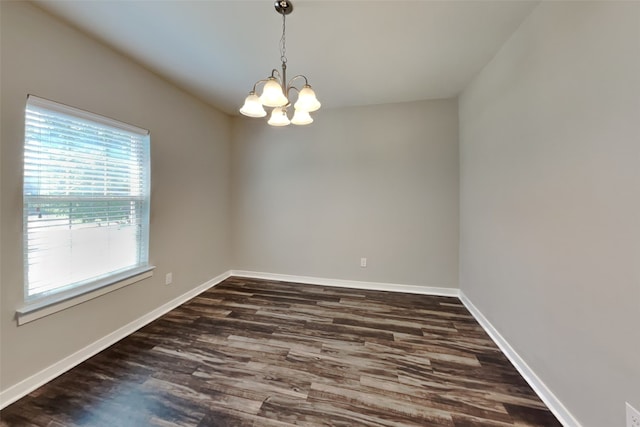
[165,272,173,285]
[360,257,367,268]
[628,402,640,427]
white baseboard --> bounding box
[230,270,460,297]
[0,270,231,410]
[458,291,581,427]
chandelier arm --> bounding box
[251,78,271,93]
[285,85,299,104]
[270,69,283,81]
[286,74,309,90]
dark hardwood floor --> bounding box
[1,277,561,426]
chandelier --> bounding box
[239,0,320,126]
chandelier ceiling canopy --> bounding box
[239,0,320,126]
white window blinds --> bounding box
[23,95,150,300]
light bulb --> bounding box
[294,85,321,112]
[267,107,291,126]
[239,93,267,117]
[260,77,288,107]
[291,109,313,125]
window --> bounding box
[23,95,151,304]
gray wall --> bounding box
[231,100,459,289]
[1,1,231,390]
[4,2,637,425]
[459,2,640,426]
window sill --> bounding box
[16,266,155,326]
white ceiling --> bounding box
[33,0,539,115]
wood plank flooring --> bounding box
[0,277,561,426]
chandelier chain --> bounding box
[280,11,287,64]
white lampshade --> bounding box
[239,93,267,117]
[260,78,288,107]
[291,109,313,125]
[294,85,321,112]
[268,107,291,126]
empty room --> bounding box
[0,1,638,426]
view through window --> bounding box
[23,95,150,300]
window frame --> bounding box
[18,95,154,324]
